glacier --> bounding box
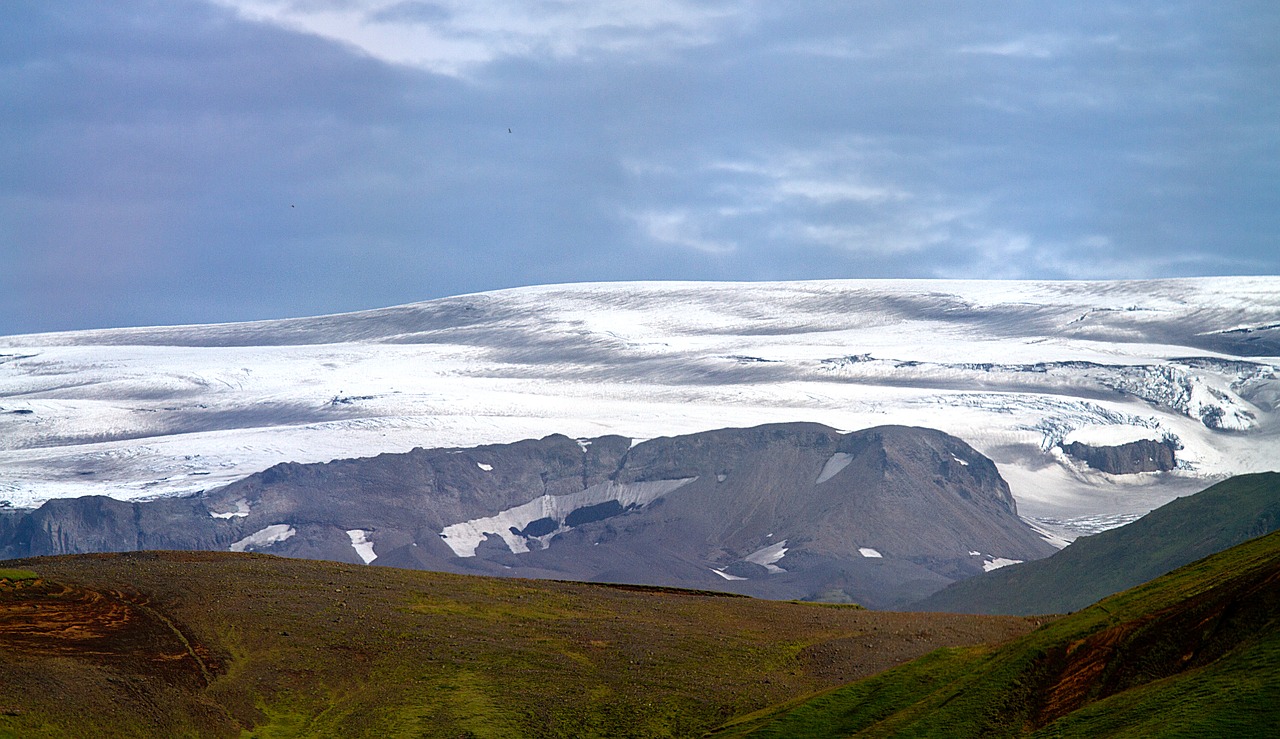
[1,277,1277,540]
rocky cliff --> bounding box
[0,423,1058,607]
[1061,438,1177,474]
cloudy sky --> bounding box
[3,1,1277,334]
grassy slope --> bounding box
[0,552,1035,738]
[916,471,1280,615]
[711,527,1280,738]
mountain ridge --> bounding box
[712,525,1280,737]
[0,422,1057,608]
[912,471,1280,615]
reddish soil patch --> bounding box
[1036,617,1142,722]
[0,577,217,689]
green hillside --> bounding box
[712,527,1280,737]
[0,552,1034,738]
[916,471,1280,615]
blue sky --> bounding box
[3,1,1277,334]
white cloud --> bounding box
[947,230,1037,278]
[780,203,971,256]
[959,37,1057,59]
[706,145,913,206]
[929,232,1214,281]
[772,179,907,205]
[625,140,1206,277]
[775,38,886,61]
[211,0,755,75]
[632,209,736,254]
[629,142,945,255]
[958,33,1121,60]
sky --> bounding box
[2,1,1278,335]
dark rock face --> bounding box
[1061,439,1177,474]
[4,496,237,557]
[0,423,1058,608]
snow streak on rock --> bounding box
[345,529,377,564]
[982,557,1023,572]
[744,540,789,573]
[229,524,295,552]
[438,478,695,557]
[816,453,853,484]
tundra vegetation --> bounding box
[4,476,1278,736]
[712,527,1280,737]
[0,552,1035,737]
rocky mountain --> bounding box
[3,278,1278,544]
[0,423,1057,608]
[912,472,1280,615]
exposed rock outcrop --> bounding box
[0,423,1058,608]
[1061,439,1177,474]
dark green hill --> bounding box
[712,526,1280,738]
[0,551,1035,738]
[914,471,1280,615]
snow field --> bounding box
[1,278,1276,538]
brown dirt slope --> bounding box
[0,551,1038,738]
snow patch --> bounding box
[711,568,746,581]
[982,557,1023,572]
[744,540,788,573]
[968,550,981,556]
[950,454,969,466]
[230,524,295,552]
[815,452,852,484]
[1024,519,1075,549]
[576,438,592,453]
[345,529,377,564]
[476,462,493,471]
[858,547,883,558]
[209,499,250,519]
[439,478,695,557]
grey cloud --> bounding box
[211,0,757,73]
[1,0,1277,335]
